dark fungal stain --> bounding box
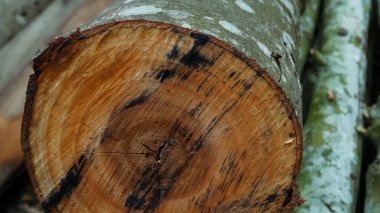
[264,193,278,205]
[282,187,293,207]
[125,194,145,210]
[179,32,211,69]
[41,154,88,212]
[166,45,180,60]
[122,90,151,110]
[125,166,159,210]
[154,69,176,83]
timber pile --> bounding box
[0,0,379,212]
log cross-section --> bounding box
[22,1,303,212]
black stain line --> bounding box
[41,153,90,212]
[282,187,293,207]
[166,45,180,60]
[264,193,278,205]
[179,32,211,69]
[154,69,176,83]
[121,90,151,111]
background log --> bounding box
[365,97,380,213]
[295,0,371,212]
[0,0,53,48]
[0,0,83,94]
[23,0,304,212]
[297,0,321,72]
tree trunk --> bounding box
[365,98,380,213]
[0,0,53,48]
[295,0,370,212]
[22,1,303,212]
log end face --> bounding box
[24,20,302,212]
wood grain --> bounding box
[23,21,303,212]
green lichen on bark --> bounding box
[78,0,303,122]
[365,97,380,213]
[297,0,321,72]
[295,0,370,212]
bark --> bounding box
[22,0,303,212]
[0,0,53,48]
[365,98,380,213]
[297,0,321,72]
[0,0,83,93]
[295,0,371,212]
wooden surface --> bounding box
[0,0,112,196]
[23,21,302,212]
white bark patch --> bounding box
[235,0,255,14]
[279,0,295,15]
[218,21,243,35]
[256,40,271,57]
[118,5,163,16]
[282,32,295,48]
[124,0,134,3]
[181,23,191,29]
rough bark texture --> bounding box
[295,0,371,212]
[0,0,83,93]
[365,98,380,213]
[297,0,321,72]
[23,0,304,212]
[0,0,53,48]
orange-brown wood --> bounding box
[23,21,302,212]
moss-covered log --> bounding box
[365,98,380,213]
[295,0,371,212]
[22,0,304,212]
[0,0,53,48]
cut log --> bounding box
[365,97,380,213]
[295,0,370,212]
[0,0,53,48]
[22,1,303,212]
[0,0,83,94]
